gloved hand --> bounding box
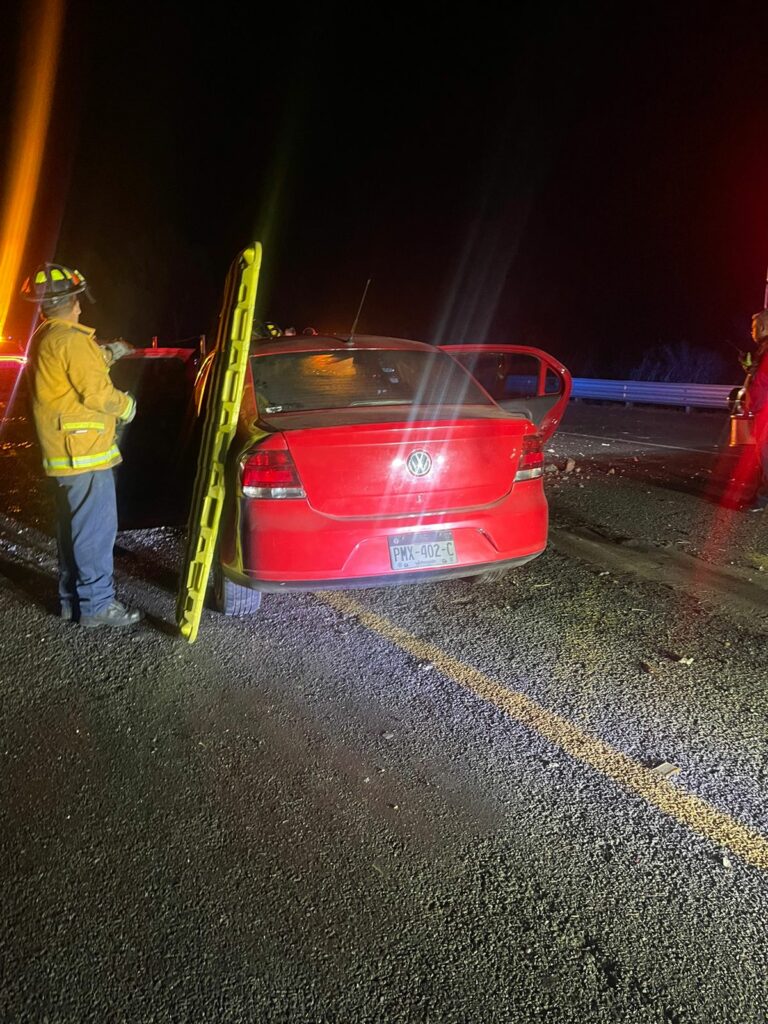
[104,339,135,363]
[119,391,137,424]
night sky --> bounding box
[4,1,768,380]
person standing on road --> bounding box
[742,308,768,511]
[21,263,143,627]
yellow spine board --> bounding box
[175,243,262,642]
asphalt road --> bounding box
[1,401,767,1023]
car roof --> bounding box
[249,334,435,357]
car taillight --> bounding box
[514,433,544,481]
[240,447,306,498]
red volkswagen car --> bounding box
[195,335,571,614]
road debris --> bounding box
[650,762,681,780]
[668,653,694,666]
[381,731,395,741]
[564,458,577,474]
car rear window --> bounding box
[249,349,495,414]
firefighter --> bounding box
[742,308,768,511]
[21,263,143,626]
[252,320,283,339]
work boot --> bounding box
[79,600,143,629]
[740,498,767,513]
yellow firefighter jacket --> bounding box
[26,318,135,477]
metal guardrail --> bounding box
[571,378,733,410]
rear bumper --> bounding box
[223,550,544,592]
[220,479,548,586]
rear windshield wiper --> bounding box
[260,401,305,413]
[264,401,305,413]
[348,399,412,407]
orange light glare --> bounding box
[0,0,64,336]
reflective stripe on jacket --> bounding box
[26,318,134,477]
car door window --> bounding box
[440,344,572,441]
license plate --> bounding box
[388,530,457,570]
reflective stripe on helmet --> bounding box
[22,262,88,302]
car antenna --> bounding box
[346,278,371,344]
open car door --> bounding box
[440,344,572,442]
[109,347,200,527]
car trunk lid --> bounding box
[282,412,536,517]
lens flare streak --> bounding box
[0,0,65,337]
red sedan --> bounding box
[196,335,571,614]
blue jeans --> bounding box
[51,470,117,616]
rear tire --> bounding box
[214,564,263,616]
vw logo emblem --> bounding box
[406,450,432,477]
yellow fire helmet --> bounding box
[252,320,283,339]
[263,321,282,338]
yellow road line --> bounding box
[321,591,768,872]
